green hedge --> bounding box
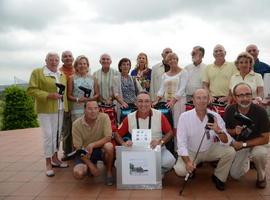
[2,86,38,130]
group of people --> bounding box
[27,44,270,189]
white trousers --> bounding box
[161,146,176,173]
[38,111,64,158]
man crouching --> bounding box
[72,101,114,186]
[174,89,236,191]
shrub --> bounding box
[2,85,38,130]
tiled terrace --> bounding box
[0,128,270,200]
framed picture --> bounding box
[116,146,162,189]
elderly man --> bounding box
[223,82,270,188]
[185,46,207,99]
[202,44,237,102]
[114,91,176,175]
[174,89,235,191]
[72,101,114,186]
[59,50,75,161]
[246,44,270,78]
[27,52,69,177]
[93,54,119,104]
[150,48,173,100]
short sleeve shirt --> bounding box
[223,104,270,141]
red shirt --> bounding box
[117,113,172,137]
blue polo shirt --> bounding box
[253,59,270,78]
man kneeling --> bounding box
[72,101,114,186]
[174,89,236,191]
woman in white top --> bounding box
[229,52,264,104]
[154,52,188,129]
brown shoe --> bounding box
[256,177,267,189]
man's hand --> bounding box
[122,140,133,147]
[235,125,244,135]
[86,143,94,156]
[206,117,220,133]
[185,160,196,174]
[232,141,243,151]
[150,139,160,149]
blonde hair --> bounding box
[234,52,254,70]
[136,52,149,70]
[165,52,179,63]
[74,55,90,73]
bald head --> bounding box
[193,89,209,99]
[246,44,259,60]
[162,48,173,60]
[61,50,74,66]
[213,44,226,61]
[99,53,112,69]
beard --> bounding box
[238,101,251,109]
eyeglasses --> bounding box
[235,93,252,98]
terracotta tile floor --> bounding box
[0,128,270,199]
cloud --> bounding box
[0,0,69,31]
[90,0,270,24]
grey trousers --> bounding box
[230,144,269,181]
[174,143,236,182]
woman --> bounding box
[154,52,188,131]
[113,58,143,122]
[114,58,143,108]
[27,52,68,177]
[67,55,99,121]
[229,52,264,104]
[131,52,152,92]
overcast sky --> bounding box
[1,0,270,85]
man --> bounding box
[72,101,114,186]
[202,44,237,102]
[93,54,119,104]
[223,82,270,188]
[114,91,176,174]
[59,50,74,161]
[174,89,235,191]
[246,44,270,78]
[185,46,207,100]
[150,48,173,100]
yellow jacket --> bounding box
[27,67,68,113]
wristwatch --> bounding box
[242,142,247,148]
[160,139,165,146]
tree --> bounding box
[2,86,38,130]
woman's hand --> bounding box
[47,93,62,100]
[166,98,177,109]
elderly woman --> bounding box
[154,53,188,132]
[131,52,152,91]
[229,52,264,104]
[27,52,68,177]
[67,55,99,121]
